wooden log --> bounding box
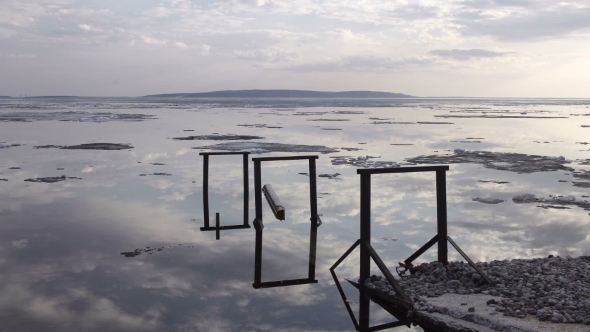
[262,184,285,220]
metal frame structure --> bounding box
[199,152,251,233]
[252,155,320,289]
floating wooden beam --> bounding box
[262,184,285,220]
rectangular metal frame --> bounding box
[252,155,320,289]
[199,152,250,232]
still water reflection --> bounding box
[1,97,589,331]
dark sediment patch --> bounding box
[406,150,573,174]
[307,119,350,122]
[9,167,21,170]
[0,179,7,181]
[121,244,195,257]
[194,142,338,154]
[341,147,363,151]
[24,175,67,183]
[0,143,21,149]
[452,140,482,143]
[417,121,454,124]
[318,173,341,180]
[150,163,167,166]
[537,205,571,209]
[472,198,504,204]
[35,143,133,150]
[331,155,400,168]
[293,111,329,116]
[390,143,414,146]
[478,180,510,184]
[512,193,590,211]
[371,121,415,125]
[237,124,282,129]
[368,117,391,120]
[151,173,172,176]
[173,134,264,141]
[332,110,365,114]
[0,111,156,122]
[67,177,82,180]
[435,114,567,119]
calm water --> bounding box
[1,97,590,331]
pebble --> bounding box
[362,255,590,326]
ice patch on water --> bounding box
[194,142,338,154]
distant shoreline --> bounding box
[143,90,416,98]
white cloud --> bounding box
[12,239,28,249]
[200,44,211,55]
[174,41,188,49]
[141,36,167,45]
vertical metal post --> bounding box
[359,173,372,330]
[359,292,371,332]
[436,170,448,264]
[308,158,318,281]
[359,173,371,285]
[243,153,249,226]
[203,155,210,228]
[254,160,263,285]
[216,212,220,240]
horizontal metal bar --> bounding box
[200,225,251,231]
[252,155,319,162]
[368,321,407,332]
[403,235,438,266]
[253,278,318,289]
[362,241,413,307]
[199,151,251,156]
[447,236,495,286]
[357,165,449,175]
[330,239,361,271]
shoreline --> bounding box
[361,255,590,331]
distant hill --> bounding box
[144,90,415,98]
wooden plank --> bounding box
[262,184,285,220]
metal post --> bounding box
[308,158,318,281]
[436,170,448,264]
[359,291,370,332]
[254,160,263,285]
[243,153,249,226]
[216,212,220,240]
[203,154,209,228]
[359,173,371,285]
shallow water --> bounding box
[1,97,590,331]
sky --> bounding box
[1,0,589,97]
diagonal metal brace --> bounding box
[361,241,413,308]
[447,236,495,286]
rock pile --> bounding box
[363,256,590,325]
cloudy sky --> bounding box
[1,0,589,97]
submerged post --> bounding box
[216,212,220,240]
[436,170,448,264]
[243,153,249,226]
[359,173,371,285]
[203,154,210,228]
[308,158,318,281]
[253,160,263,286]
